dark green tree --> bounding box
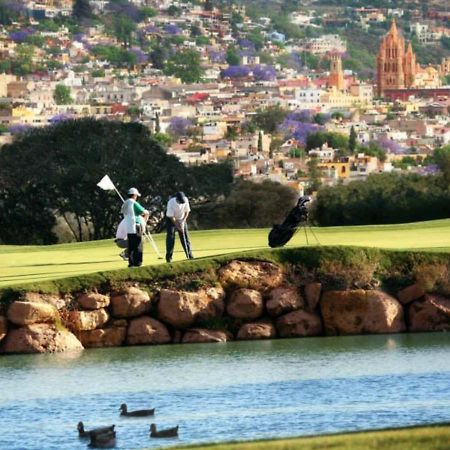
[349,126,357,153]
[307,157,322,193]
[164,49,204,83]
[112,14,136,47]
[72,0,92,20]
[253,106,287,134]
[0,119,233,243]
[149,44,169,70]
[257,131,263,153]
[154,112,161,133]
[226,46,240,65]
[434,145,450,185]
[195,180,297,229]
[53,84,73,105]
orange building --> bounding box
[377,21,417,96]
[328,54,345,91]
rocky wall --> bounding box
[1,260,450,354]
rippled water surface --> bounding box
[1,333,450,450]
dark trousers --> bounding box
[166,218,193,262]
[127,225,143,267]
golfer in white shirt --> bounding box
[165,191,194,262]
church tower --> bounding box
[377,21,407,96]
[328,54,345,91]
[403,41,417,88]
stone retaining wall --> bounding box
[1,260,450,354]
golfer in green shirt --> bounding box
[121,187,149,267]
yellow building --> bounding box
[317,160,351,180]
[414,65,442,88]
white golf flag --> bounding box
[97,175,116,191]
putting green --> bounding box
[167,424,450,450]
[1,219,450,288]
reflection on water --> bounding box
[0,333,450,450]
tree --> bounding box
[149,44,169,70]
[226,46,240,65]
[312,172,450,227]
[349,126,357,153]
[112,14,136,47]
[0,119,233,243]
[196,180,297,229]
[167,5,181,16]
[54,84,73,105]
[257,131,263,153]
[434,145,450,185]
[164,49,204,83]
[72,0,92,20]
[307,157,321,193]
[154,112,160,133]
[253,106,288,134]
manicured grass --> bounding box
[168,423,450,450]
[1,219,450,288]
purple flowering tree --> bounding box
[287,52,303,71]
[164,24,182,35]
[108,1,141,21]
[49,114,72,124]
[8,124,31,135]
[279,116,321,146]
[221,65,250,79]
[238,39,255,51]
[208,49,226,63]
[252,65,277,81]
[286,109,314,123]
[130,47,149,64]
[167,117,192,138]
[376,137,405,154]
[9,29,34,43]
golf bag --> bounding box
[268,196,310,248]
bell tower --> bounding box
[329,54,345,91]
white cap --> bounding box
[127,187,141,196]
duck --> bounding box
[77,422,115,438]
[88,430,116,448]
[119,403,155,417]
[149,423,179,438]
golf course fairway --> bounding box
[1,218,450,288]
[168,424,450,450]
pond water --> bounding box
[0,333,450,450]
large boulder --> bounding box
[0,316,7,342]
[2,324,83,354]
[219,260,283,291]
[227,288,264,320]
[397,283,425,305]
[20,292,68,310]
[77,292,110,310]
[80,327,127,348]
[182,328,229,344]
[304,282,322,311]
[409,294,450,332]
[237,322,276,340]
[266,286,303,317]
[7,301,59,326]
[321,290,405,335]
[276,310,322,337]
[67,309,109,332]
[158,287,224,329]
[127,316,171,345]
[110,287,152,319]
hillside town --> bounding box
[0,0,449,194]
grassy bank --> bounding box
[2,219,450,290]
[169,423,450,450]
